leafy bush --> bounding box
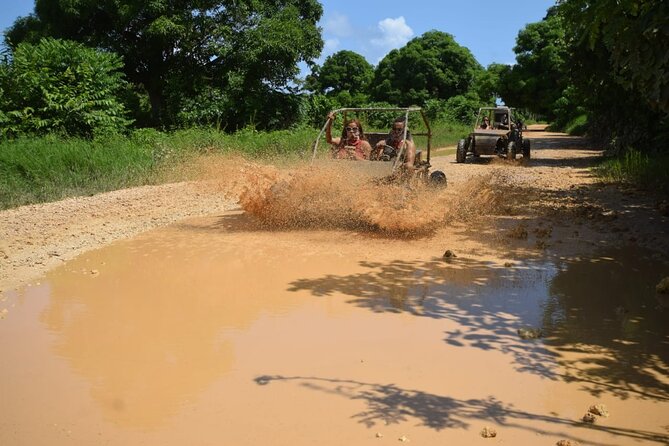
[299,94,337,128]
[0,38,131,138]
[563,114,588,135]
[443,95,482,125]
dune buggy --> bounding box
[456,106,530,163]
[312,107,447,185]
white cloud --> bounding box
[323,12,354,38]
[371,16,414,49]
[323,38,340,54]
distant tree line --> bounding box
[498,2,668,153]
[1,0,667,154]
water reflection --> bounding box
[289,247,669,400]
[290,256,560,376]
[546,248,669,401]
[38,228,311,428]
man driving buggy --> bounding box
[372,116,417,167]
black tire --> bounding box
[522,139,531,159]
[456,139,467,163]
[506,141,516,160]
[429,170,447,187]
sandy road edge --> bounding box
[0,181,238,293]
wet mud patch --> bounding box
[2,210,669,445]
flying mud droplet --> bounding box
[480,426,497,438]
[224,158,512,236]
[588,403,609,417]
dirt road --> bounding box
[1,126,668,293]
[2,126,669,446]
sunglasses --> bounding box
[345,127,359,133]
[392,126,404,132]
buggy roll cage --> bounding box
[311,107,432,171]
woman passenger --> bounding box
[325,113,372,160]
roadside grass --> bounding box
[0,136,156,209]
[595,149,669,193]
[0,121,469,210]
[563,114,588,136]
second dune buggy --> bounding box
[456,106,531,163]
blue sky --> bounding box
[1,0,556,69]
[316,0,556,67]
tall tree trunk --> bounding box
[146,81,164,127]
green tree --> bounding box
[6,0,324,129]
[0,38,131,138]
[499,8,568,120]
[560,0,669,114]
[472,63,507,104]
[371,30,482,106]
[558,0,669,151]
[306,50,373,98]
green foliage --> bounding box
[175,87,228,129]
[371,31,483,106]
[7,0,324,129]
[430,121,471,149]
[224,125,315,157]
[306,50,373,97]
[360,102,398,130]
[595,149,669,193]
[0,38,131,138]
[558,0,669,152]
[472,64,507,103]
[562,113,588,136]
[500,8,568,120]
[549,85,585,129]
[0,135,154,209]
[424,95,482,125]
[299,94,337,129]
[560,0,669,114]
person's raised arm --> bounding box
[325,112,336,145]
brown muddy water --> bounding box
[2,209,668,446]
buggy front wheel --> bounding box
[429,170,447,187]
[456,139,467,163]
[507,141,517,160]
[522,139,531,159]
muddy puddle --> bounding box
[1,210,668,446]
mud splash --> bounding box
[207,157,511,235]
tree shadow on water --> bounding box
[253,375,669,444]
[287,251,669,402]
[289,256,563,380]
[544,247,669,402]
